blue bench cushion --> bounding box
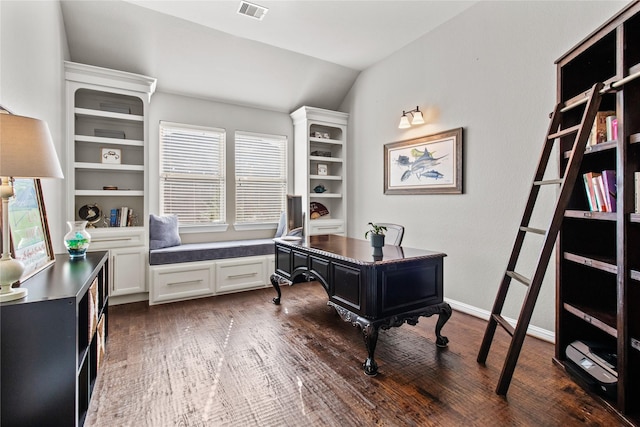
[149,238,275,266]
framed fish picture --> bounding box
[384,128,463,195]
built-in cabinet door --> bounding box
[110,247,146,296]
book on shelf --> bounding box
[605,116,618,142]
[583,172,598,211]
[592,174,607,212]
[119,207,128,227]
[636,172,640,213]
[588,111,615,146]
[601,170,616,212]
[110,208,118,227]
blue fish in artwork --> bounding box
[420,170,444,180]
[399,149,447,181]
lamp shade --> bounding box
[411,110,425,125]
[0,114,63,178]
[398,115,411,129]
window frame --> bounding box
[233,130,288,231]
[159,121,227,231]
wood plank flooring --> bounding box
[86,282,625,426]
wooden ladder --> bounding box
[477,82,604,395]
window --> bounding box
[235,131,287,225]
[159,122,225,226]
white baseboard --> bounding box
[445,298,555,344]
[109,292,149,306]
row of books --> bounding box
[109,207,134,227]
[583,170,616,212]
[588,111,617,146]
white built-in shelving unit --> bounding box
[65,61,156,300]
[290,106,348,236]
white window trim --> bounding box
[179,223,229,234]
[233,222,278,232]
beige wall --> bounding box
[340,1,628,334]
[1,0,69,253]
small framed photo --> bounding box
[101,148,121,164]
[0,179,55,282]
[317,163,328,176]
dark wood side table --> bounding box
[0,251,109,426]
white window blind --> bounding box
[235,131,287,224]
[159,122,226,225]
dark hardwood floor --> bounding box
[86,282,625,426]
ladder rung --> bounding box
[506,270,531,287]
[561,85,611,112]
[492,314,515,336]
[534,178,563,186]
[548,124,581,140]
[519,226,546,235]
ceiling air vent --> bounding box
[237,1,268,20]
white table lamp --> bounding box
[0,111,63,302]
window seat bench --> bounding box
[148,239,276,305]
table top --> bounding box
[275,234,446,265]
[1,251,108,305]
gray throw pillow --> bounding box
[275,211,286,238]
[149,214,181,250]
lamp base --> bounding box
[0,254,27,302]
[0,286,27,302]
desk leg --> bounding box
[328,302,381,376]
[362,322,379,376]
[434,302,452,347]
[270,274,284,305]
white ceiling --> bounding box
[61,0,476,112]
[125,0,476,71]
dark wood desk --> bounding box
[271,235,451,375]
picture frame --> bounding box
[384,127,463,195]
[317,163,328,176]
[0,178,55,282]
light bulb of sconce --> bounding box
[398,114,411,129]
[411,109,424,125]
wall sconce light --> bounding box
[398,106,425,129]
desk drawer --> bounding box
[216,256,268,294]
[150,262,214,305]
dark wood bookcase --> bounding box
[0,251,109,426]
[555,2,640,424]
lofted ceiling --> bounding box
[60,0,476,113]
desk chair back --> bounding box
[377,223,404,246]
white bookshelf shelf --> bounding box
[75,107,143,122]
[75,134,144,147]
[74,162,144,172]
